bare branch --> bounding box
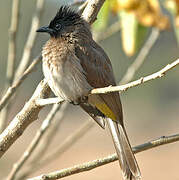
[94,21,121,42]
[0,0,21,133]
[7,0,20,86]
[15,103,68,180]
[70,0,86,7]
[17,119,94,179]
[0,80,51,158]
[28,103,67,164]
[14,0,44,80]
[6,104,61,180]
[120,28,160,84]
[36,97,63,106]
[0,108,8,133]
[15,108,67,180]
[32,120,94,170]
[77,1,88,15]
[91,58,179,94]
[0,0,44,132]
[0,55,41,112]
[82,0,106,24]
[28,133,179,180]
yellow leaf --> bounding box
[119,11,148,56]
[120,11,138,56]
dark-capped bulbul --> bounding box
[37,6,141,180]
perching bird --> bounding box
[37,6,141,180]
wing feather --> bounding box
[75,40,123,123]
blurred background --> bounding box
[0,0,179,180]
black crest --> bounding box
[37,6,85,37]
[49,6,82,27]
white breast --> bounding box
[42,55,92,102]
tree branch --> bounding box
[28,133,179,180]
[0,0,21,133]
[6,104,61,180]
[16,119,94,180]
[0,55,41,112]
[14,0,44,80]
[27,103,67,165]
[120,28,160,85]
[15,103,68,180]
[91,58,179,94]
[82,0,106,24]
[0,80,51,158]
[94,21,121,42]
[0,0,44,133]
[6,0,20,86]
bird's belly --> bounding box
[42,60,92,102]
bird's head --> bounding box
[37,6,86,38]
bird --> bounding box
[37,5,141,180]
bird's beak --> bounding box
[36,26,54,34]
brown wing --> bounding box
[75,40,123,124]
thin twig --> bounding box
[15,103,68,180]
[28,133,179,180]
[94,21,121,42]
[78,1,88,15]
[0,55,41,112]
[0,108,8,133]
[36,58,179,106]
[0,80,51,158]
[91,58,179,94]
[29,103,68,164]
[0,0,21,133]
[7,0,20,86]
[70,0,86,7]
[6,104,61,180]
[0,0,44,132]
[31,120,94,170]
[14,0,44,80]
[36,97,63,106]
[17,120,94,179]
[120,28,160,84]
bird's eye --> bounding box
[55,24,61,30]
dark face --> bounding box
[36,21,62,38]
[37,6,81,38]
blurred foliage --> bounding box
[93,0,179,56]
[165,0,179,45]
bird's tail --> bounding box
[106,118,141,180]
